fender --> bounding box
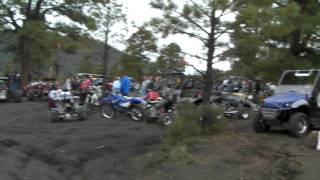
[129,97,145,104]
[291,99,309,109]
[100,95,116,105]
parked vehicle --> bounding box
[100,94,145,121]
[0,77,9,102]
[144,96,175,125]
[161,108,176,126]
[26,81,43,101]
[211,93,252,119]
[0,76,22,102]
[253,69,320,137]
[25,77,56,101]
[50,89,88,122]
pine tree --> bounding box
[150,0,238,127]
[120,26,158,80]
[0,0,109,86]
[230,0,320,81]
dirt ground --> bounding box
[0,101,320,180]
[135,118,320,180]
[0,100,163,180]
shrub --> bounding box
[155,103,226,164]
[200,105,226,135]
[164,103,202,146]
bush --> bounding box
[200,105,226,135]
[156,103,226,164]
[164,103,202,146]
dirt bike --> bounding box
[100,94,145,122]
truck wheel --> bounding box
[288,113,310,138]
[252,111,270,133]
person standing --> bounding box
[9,71,20,99]
[112,77,121,94]
[80,76,92,104]
[64,78,72,91]
[139,76,152,96]
[120,75,131,96]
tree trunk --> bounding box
[19,35,30,88]
[103,30,110,87]
[202,9,216,129]
[55,50,61,79]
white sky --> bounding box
[117,0,232,73]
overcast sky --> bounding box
[117,0,232,73]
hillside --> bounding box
[0,33,14,74]
[0,34,123,77]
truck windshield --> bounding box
[280,71,319,86]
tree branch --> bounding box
[0,1,21,29]
[215,0,237,20]
[170,8,210,35]
[186,63,205,76]
[313,32,320,38]
[181,51,207,61]
[188,0,210,19]
[35,0,45,15]
[26,0,32,15]
[214,28,232,40]
[176,28,208,44]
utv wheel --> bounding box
[252,111,270,133]
[288,113,310,138]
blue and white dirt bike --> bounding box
[100,94,145,122]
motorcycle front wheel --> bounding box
[101,104,116,119]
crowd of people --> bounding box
[218,77,276,95]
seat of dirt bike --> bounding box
[123,96,133,100]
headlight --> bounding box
[284,103,291,107]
